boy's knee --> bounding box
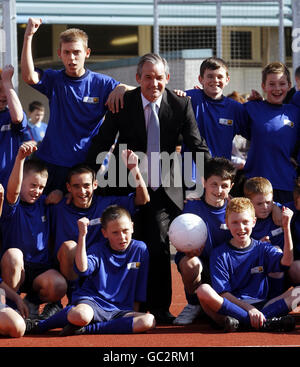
[1,248,24,268]
[10,317,26,338]
[196,283,212,303]
[57,241,77,263]
[143,313,156,330]
[0,310,26,338]
[68,304,94,326]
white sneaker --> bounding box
[173,304,202,325]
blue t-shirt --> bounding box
[244,101,300,191]
[185,89,249,159]
[72,239,149,311]
[0,195,51,265]
[31,68,119,167]
[0,108,27,188]
[179,198,232,261]
[50,193,136,256]
[251,203,284,250]
[23,121,48,143]
[210,239,287,304]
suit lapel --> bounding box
[158,90,170,139]
[132,87,147,144]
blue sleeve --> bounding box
[115,193,136,216]
[291,91,300,108]
[0,196,19,219]
[209,249,232,294]
[11,111,28,133]
[233,102,251,140]
[30,68,56,99]
[263,242,288,272]
[238,103,252,140]
[73,251,99,278]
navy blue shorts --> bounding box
[20,261,52,294]
[74,298,132,323]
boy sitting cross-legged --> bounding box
[197,197,299,332]
[25,205,156,336]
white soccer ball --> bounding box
[169,213,207,252]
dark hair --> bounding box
[23,159,48,178]
[200,57,229,78]
[204,157,235,182]
[101,205,132,229]
[28,101,44,113]
[66,164,96,184]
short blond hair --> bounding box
[59,28,88,49]
[226,197,255,221]
[243,177,273,199]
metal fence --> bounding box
[153,0,293,93]
[0,0,18,90]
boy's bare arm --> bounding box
[6,142,37,205]
[75,217,89,273]
[1,65,24,123]
[106,83,135,114]
[21,17,42,85]
[121,149,150,206]
[281,206,294,267]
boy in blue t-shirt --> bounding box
[0,65,28,189]
[25,205,155,336]
[196,197,298,332]
[285,182,300,285]
[182,58,249,193]
[0,142,67,318]
[51,149,149,284]
[0,183,27,338]
[173,157,235,325]
[21,18,133,193]
[243,62,300,204]
[185,58,248,161]
[244,177,288,298]
[23,101,47,145]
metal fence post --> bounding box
[2,0,18,91]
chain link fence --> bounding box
[154,0,291,95]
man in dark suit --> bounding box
[86,53,210,324]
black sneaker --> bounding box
[39,302,63,320]
[25,319,40,334]
[262,315,295,332]
[224,316,240,332]
[59,323,86,337]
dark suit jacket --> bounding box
[86,87,210,209]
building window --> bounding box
[230,31,252,60]
[70,25,138,56]
[160,26,216,56]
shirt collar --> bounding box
[141,93,162,109]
